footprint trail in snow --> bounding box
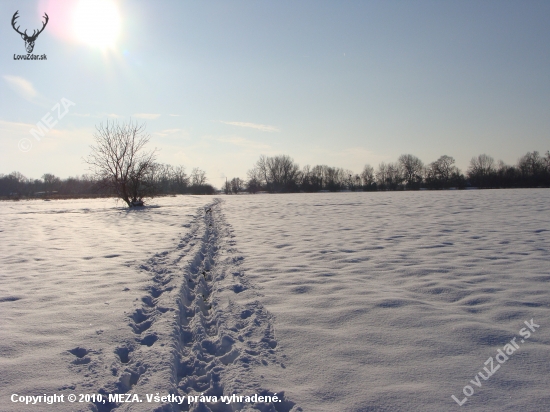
[69,199,300,412]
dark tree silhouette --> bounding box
[251,155,300,192]
[467,154,496,188]
[85,120,157,207]
[517,151,548,187]
[425,155,465,189]
[398,154,424,189]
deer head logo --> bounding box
[11,11,49,54]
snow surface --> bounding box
[1,190,550,411]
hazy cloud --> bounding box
[133,113,161,119]
[213,135,272,151]
[71,113,123,119]
[220,121,279,132]
[0,119,34,132]
[3,75,37,101]
[153,128,189,139]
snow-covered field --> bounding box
[1,190,549,411]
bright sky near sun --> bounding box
[1,0,549,187]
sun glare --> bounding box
[73,0,120,48]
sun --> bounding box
[73,0,120,48]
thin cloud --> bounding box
[3,75,37,100]
[153,128,189,138]
[133,113,161,120]
[220,121,279,132]
[213,135,272,151]
[0,119,34,131]
[73,113,122,119]
[160,128,186,134]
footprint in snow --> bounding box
[115,347,131,364]
[140,334,158,347]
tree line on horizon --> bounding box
[223,150,550,194]
[5,119,548,202]
[4,118,548,202]
[0,164,215,199]
[2,149,549,199]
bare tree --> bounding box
[398,154,424,189]
[319,165,342,191]
[517,151,545,177]
[0,171,28,197]
[433,155,456,181]
[85,120,156,207]
[352,174,362,191]
[230,177,244,194]
[495,160,518,187]
[517,151,548,187]
[342,169,357,190]
[254,155,270,187]
[251,154,300,192]
[376,162,402,189]
[300,165,313,191]
[361,164,375,187]
[386,162,404,189]
[266,155,300,192]
[42,173,61,193]
[467,154,496,187]
[375,162,388,188]
[190,168,207,186]
[246,167,262,193]
[223,178,231,195]
[149,163,173,193]
[425,155,463,189]
[172,165,189,192]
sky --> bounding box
[0,0,549,188]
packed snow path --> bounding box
[69,199,299,411]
